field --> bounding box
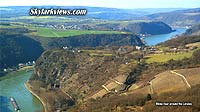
[0,16,151,38]
[0,15,151,25]
[145,52,193,63]
[82,50,113,56]
[0,23,125,38]
[31,27,125,38]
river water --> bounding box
[144,28,187,45]
[0,70,43,112]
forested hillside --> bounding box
[0,28,44,70]
[159,35,200,47]
[47,34,144,48]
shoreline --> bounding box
[0,67,33,81]
[24,82,47,112]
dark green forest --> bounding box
[47,34,144,48]
[0,28,44,70]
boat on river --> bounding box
[10,97,20,111]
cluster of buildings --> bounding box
[18,61,35,68]
[3,61,35,72]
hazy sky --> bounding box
[0,0,199,9]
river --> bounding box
[144,28,187,45]
[0,70,43,112]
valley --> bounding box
[0,5,200,112]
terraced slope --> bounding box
[127,67,200,95]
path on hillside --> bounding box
[109,78,123,85]
[51,30,59,37]
[149,81,154,94]
[61,89,74,101]
[170,70,191,88]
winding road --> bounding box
[170,70,191,88]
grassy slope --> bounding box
[145,52,193,64]
[145,41,200,64]
[128,67,200,95]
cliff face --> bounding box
[30,48,138,110]
[32,48,132,94]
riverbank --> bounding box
[0,66,33,80]
[144,28,186,45]
[18,65,33,71]
[24,82,47,112]
[0,70,43,112]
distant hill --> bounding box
[78,21,174,35]
[144,8,200,27]
[48,21,174,35]
[0,6,184,20]
[1,20,174,35]
[86,8,184,20]
[184,23,200,36]
[122,21,173,35]
[1,6,176,35]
